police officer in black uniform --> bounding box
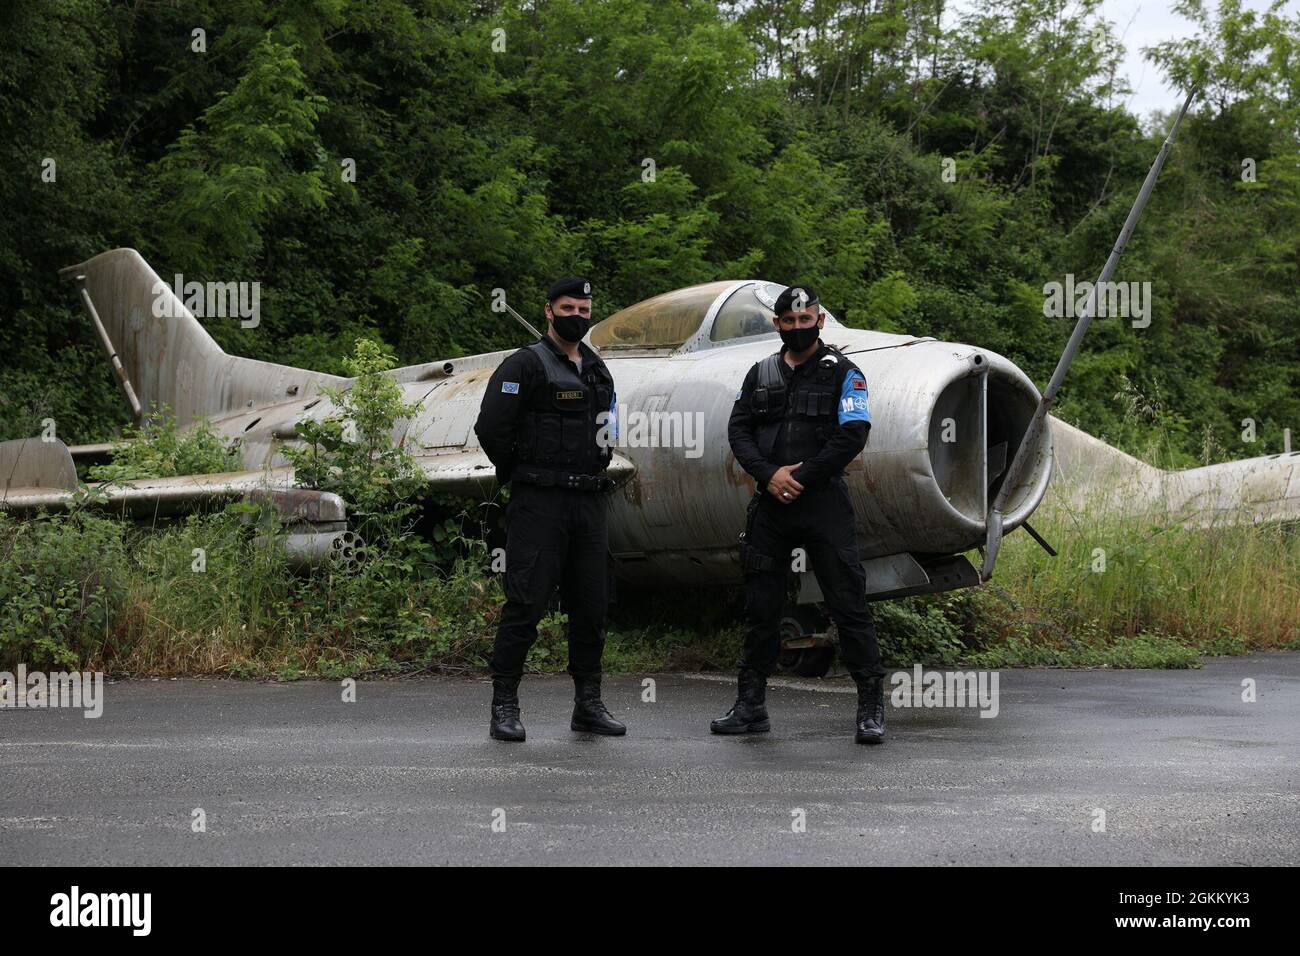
[473,277,626,743]
[712,284,889,744]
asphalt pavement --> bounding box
[2,654,1297,865]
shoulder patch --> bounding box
[501,381,519,394]
[838,370,870,424]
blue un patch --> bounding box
[501,381,519,394]
[837,371,870,425]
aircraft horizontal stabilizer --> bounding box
[2,437,637,525]
[1046,417,1300,525]
[0,442,335,521]
[0,438,357,568]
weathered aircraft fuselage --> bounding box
[13,251,1296,605]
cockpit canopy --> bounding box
[589,280,845,353]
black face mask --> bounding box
[779,324,820,353]
[552,312,589,343]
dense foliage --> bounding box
[1,0,1296,468]
[5,496,1296,675]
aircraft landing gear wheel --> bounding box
[777,603,835,678]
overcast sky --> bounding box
[1097,0,1292,118]
[935,1,1295,121]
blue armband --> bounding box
[838,370,870,424]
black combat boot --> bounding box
[710,667,770,734]
[489,676,526,742]
[570,675,626,735]
[852,671,886,745]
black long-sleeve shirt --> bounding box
[728,344,870,491]
[473,336,615,484]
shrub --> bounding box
[0,511,129,669]
[86,412,241,483]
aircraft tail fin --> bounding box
[59,249,347,427]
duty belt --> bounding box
[513,466,617,494]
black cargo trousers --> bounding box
[489,481,610,680]
[739,477,885,678]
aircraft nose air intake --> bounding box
[927,355,988,523]
[927,359,1046,529]
[846,340,1051,557]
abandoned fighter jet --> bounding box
[3,90,1296,674]
[1,251,1053,597]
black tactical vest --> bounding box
[751,346,846,465]
[516,340,614,474]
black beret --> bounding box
[547,276,593,302]
[773,284,819,317]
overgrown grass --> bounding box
[3,498,1296,678]
[5,504,1298,676]
[963,500,1300,667]
[0,509,494,678]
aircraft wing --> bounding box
[0,437,637,518]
